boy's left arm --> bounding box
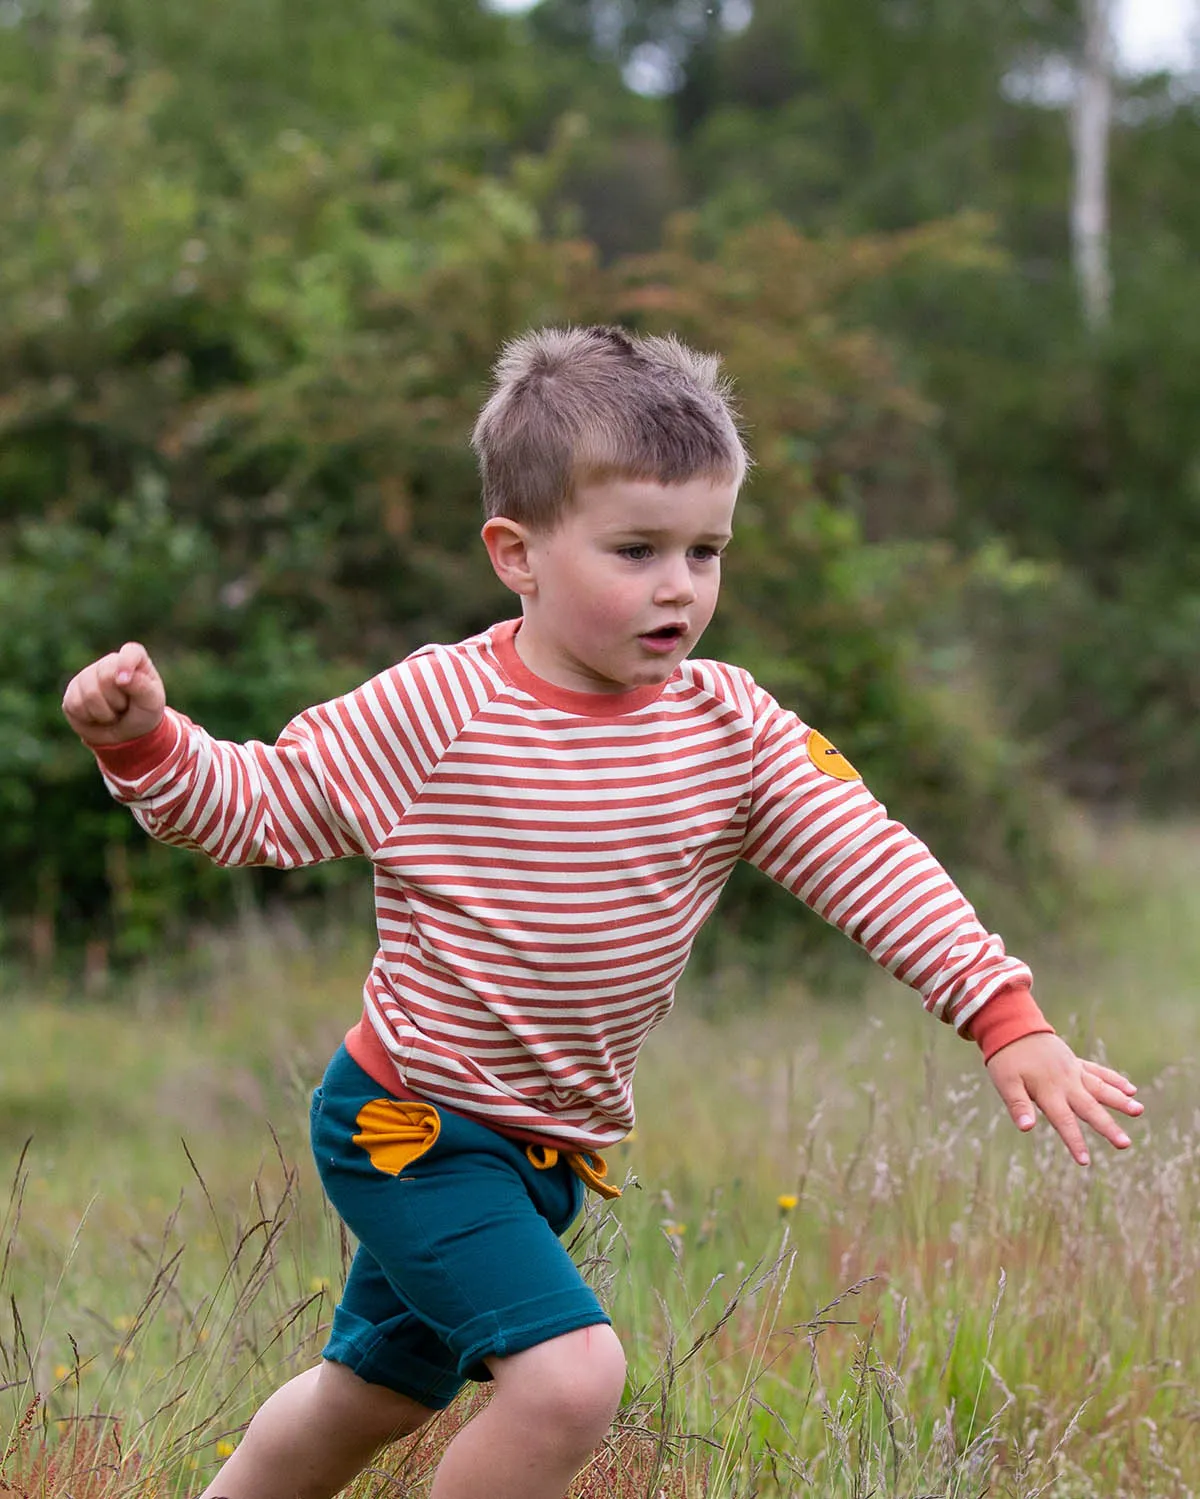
[735,684,1145,1166]
[981,1020,1142,1166]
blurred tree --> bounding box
[606,214,1053,853]
[0,9,1060,971]
[0,14,584,960]
[15,0,1200,976]
[534,0,1200,804]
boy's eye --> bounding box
[616,544,725,561]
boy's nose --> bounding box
[654,560,696,605]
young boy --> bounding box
[62,325,1141,1499]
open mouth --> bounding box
[638,624,688,654]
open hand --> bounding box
[986,1032,1142,1166]
[62,640,166,746]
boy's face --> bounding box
[490,476,737,695]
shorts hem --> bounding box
[321,1312,462,1411]
[321,1351,460,1412]
[455,1302,613,1381]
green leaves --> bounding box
[0,0,1078,970]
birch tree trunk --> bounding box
[1071,0,1114,330]
[1189,0,1200,85]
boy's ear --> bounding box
[481,517,538,597]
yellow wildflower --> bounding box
[216,1439,237,1459]
[777,1194,798,1213]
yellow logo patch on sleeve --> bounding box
[806,729,860,782]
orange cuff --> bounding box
[964,984,1055,1063]
[90,714,182,779]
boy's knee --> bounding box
[313,1359,434,1444]
[554,1325,627,1434]
[492,1324,626,1451]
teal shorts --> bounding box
[310,1044,611,1409]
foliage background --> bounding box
[2,0,1197,970]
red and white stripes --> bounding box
[96,618,1031,1150]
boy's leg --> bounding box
[430,1323,627,1499]
[195,1358,434,1499]
[308,1046,625,1498]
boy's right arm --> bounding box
[63,641,371,868]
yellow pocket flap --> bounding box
[353,1099,441,1176]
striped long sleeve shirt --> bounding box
[93,618,1044,1151]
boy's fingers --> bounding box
[99,653,137,705]
[993,1077,1037,1133]
[1068,1087,1133,1152]
[1038,1082,1133,1163]
[1084,1072,1144,1116]
[1081,1060,1137,1095]
[1045,1111,1091,1166]
[115,640,153,687]
[74,657,128,723]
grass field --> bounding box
[3,816,1199,1497]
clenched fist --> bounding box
[62,641,166,746]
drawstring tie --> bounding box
[525,1143,622,1200]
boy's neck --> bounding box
[495,620,672,718]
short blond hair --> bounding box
[472,325,748,529]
